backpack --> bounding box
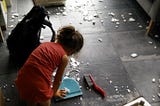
[6,6,55,66]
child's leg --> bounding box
[37,99,51,106]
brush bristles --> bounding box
[83,74,93,88]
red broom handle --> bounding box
[89,74,106,97]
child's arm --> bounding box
[52,55,68,97]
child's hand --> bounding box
[55,89,67,98]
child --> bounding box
[15,25,84,106]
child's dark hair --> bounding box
[57,25,84,54]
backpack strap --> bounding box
[43,19,56,42]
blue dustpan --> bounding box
[55,77,83,101]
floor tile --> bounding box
[0,0,160,105]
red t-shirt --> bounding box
[15,42,66,103]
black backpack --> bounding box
[6,6,55,66]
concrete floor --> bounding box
[0,0,160,106]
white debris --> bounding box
[116,22,120,25]
[3,85,6,89]
[115,88,118,91]
[153,45,158,49]
[18,19,22,22]
[128,13,133,16]
[130,53,138,58]
[52,71,56,77]
[152,97,155,101]
[64,87,70,93]
[11,15,15,19]
[114,86,118,89]
[123,19,127,22]
[98,38,102,42]
[115,25,119,28]
[111,18,119,22]
[65,71,70,77]
[12,13,19,17]
[109,80,113,84]
[100,20,104,23]
[6,98,11,102]
[9,19,14,22]
[47,11,51,15]
[148,41,153,44]
[70,57,80,68]
[138,25,143,28]
[56,12,61,15]
[157,93,160,98]
[105,77,108,80]
[66,69,80,80]
[128,17,136,22]
[80,97,83,101]
[127,89,131,93]
[81,61,84,64]
[154,35,159,38]
[11,85,15,88]
[93,13,99,18]
[86,62,89,66]
[8,25,14,28]
[121,14,125,18]
[62,12,67,16]
[108,12,115,17]
[76,77,80,81]
[152,78,156,83]
[152,95,155,101]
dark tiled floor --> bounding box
[0,0,160,106]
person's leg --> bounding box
[37,99,51,106]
